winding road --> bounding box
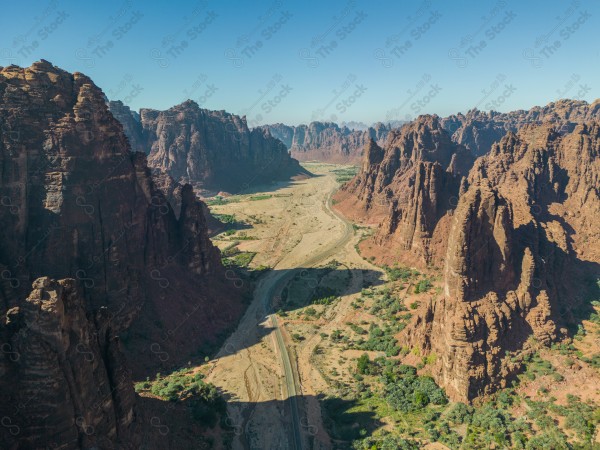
[206,167,355,450]
[260,188,354,449]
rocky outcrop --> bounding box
[336,106,600,402]
[413,122,599,401]
[263,121,391,164]
[0,61,245,447]
[107,100,145,153]
[441,98,600,156]
[335,115,474,266]
[3,277,137,449]
[109,100,307,194]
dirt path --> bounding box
[205,164,381,450]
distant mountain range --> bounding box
[260,121,393,164]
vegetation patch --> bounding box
[222,251,256,268]
[249,194,273,201]
[135,368,226,427]
[332,166,359,184]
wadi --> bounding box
[1,2,599,448]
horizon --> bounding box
[2,0,599,127]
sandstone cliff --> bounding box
[107,100,145,153]
[335,115,474,266]
[263,121,390,164]
[407,121,600,400]
[335,107,600,402]
[441,98,600,156]
[0,61,245,447]
[109,100,307,194]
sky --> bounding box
[1,0,599,126]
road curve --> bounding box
[260,181,355,450]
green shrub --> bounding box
[446,402,474,425]
[414,278,432,294]
[384,369,447,413]
[356,353,372,375]
[384,265,417,282]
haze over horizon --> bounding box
[2,0,599,126]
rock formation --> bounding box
[107,100,145,153]
[109,100,307,194]
[335,115,474,266]
[263,121,391,164]
[441,98,600,156]
[0,61,245,447]
[335,107,600,402]
[409,120,600,401]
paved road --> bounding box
[260,185,355,450]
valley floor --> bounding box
[204,163,379,449]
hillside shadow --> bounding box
[205,213,253,237]
[129,266,384,380]
[204,165,315,198]
[514,213,600,329]
[136,392,383,450]
[279,267,383,313]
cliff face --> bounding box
[336,115,474,266]
[409,121,600,401]
[0,61,245,447]
[263,121,390,164]
[108,101,307,194]
[107,100,145,153]
[335,106,600,402]
[4,277,136,449]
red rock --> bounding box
[0,61,246,447]
[336,106,600,402]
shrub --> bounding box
[384,265,417,282]
[356,353,371,375]
[304,307,317,317]
[384,370,447,413]
[414,278,432,294]
[446,402,474,425]
[349,323,367,335]
[330,329,343,341]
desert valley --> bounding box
[1,2,600,449]
[0,60,599,449]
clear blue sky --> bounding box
[2,0,599,125]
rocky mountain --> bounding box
[262,121,391,164]
[335,115,474,266]
[0,61,245,448]
[107,100,145,153]
[109,100,307,194]
[340,120,370,131]
[334,109,600,401]
[441,98,600,157]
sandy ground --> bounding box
[204,164,383,450]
